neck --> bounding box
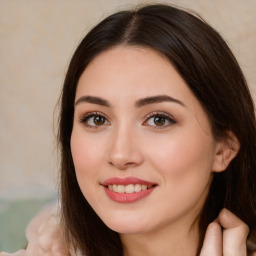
[121,217,199,256]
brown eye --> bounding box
[94,116,105,125]
[154,116,166,126]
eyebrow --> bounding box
[75,96,111,107]
[135,95,185,108]
[75,94,185,108]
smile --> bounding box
[102,177,158,203]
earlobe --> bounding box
[213,131,240,173]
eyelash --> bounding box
[79,111,176,129]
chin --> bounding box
[101,215,152,234]
[109,223,149,234]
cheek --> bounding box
[144,133,215,217]
[146,131,215,187]
[70,131,105,189]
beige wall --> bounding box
[1,0,255,200]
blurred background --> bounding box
[0,0,255,252]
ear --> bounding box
[213,131,240,173]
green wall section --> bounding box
[0,198,55,252]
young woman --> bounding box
[1,3,255,256]
[59,3,256,255]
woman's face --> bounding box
[71,46,220,235]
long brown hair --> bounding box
[58,4,256,255]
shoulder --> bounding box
[1,202,73,256]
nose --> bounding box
[107,125,144,170]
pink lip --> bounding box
[102,177,157,203]
[104,186,156,203]
[102,177,156,186]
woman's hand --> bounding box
[200,208,250,256]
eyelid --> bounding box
[144,111,174,120]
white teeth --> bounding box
[113,184,118,191]
[134,184,142,192]
[117,185,125,193]
[125,184,134,193]
[141,184,147,191]
[108,184,153,193]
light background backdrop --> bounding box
[0,0,255,252]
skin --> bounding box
[71,46,247,255]
[200,208,249,256]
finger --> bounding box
[218,208,249,256]
[199,222,222,256]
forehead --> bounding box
[76,46,193,103]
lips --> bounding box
[102,177,157,203]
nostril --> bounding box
[108,160,138,170]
